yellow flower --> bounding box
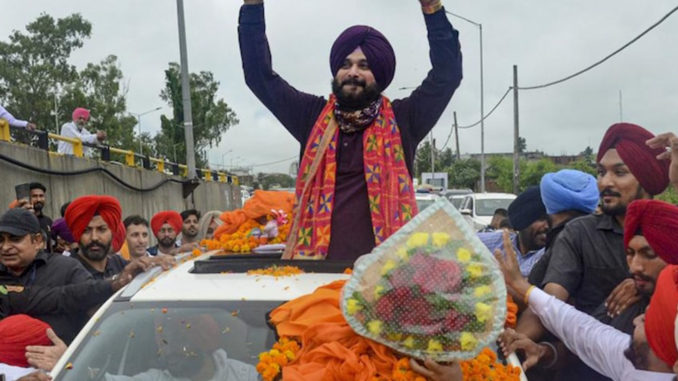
[456,248,471,262]
[402,336,416,348]
[467,263,483,278]
[427,339,443,352]
[381,260,397,275]
[346,298,362,315]
[460,332,477,351]
[432,232,451,248]
[374,285,385,299]
[397,247,409,260]
[473,285,492,297]
[367,320,383,335]
[475,302,492,323]
[406,232,429,248]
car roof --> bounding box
[127,253,350,303]
[467,192,516,200]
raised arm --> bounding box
[238,1,326,143]
[392,1,463,143]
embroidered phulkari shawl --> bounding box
[283,95,417,260]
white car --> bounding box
[458,193,516,231]
[415,193,439,211]
[50,253,351,381]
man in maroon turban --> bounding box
[515,122,670,381]
[239,0,462,262]
[149,211,183,256]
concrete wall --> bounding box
[0,141,241,223]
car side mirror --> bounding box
[460,208,471,215]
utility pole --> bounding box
[453,112,460,160]
[512,65,520,195]
[618,90,624,121]
[479,23,486,193]
[176,0,197,179]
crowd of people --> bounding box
[2,0,678,380]
[0,191,226,379]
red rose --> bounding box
[443,308,470,331]
[375,293,397,320]
[398,295,434,325]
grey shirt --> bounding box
[541,213,629,315]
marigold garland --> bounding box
[505,295,518,329]
[460,347,521,381]
[256,337,301,381]
[247,265,304,277]
[201,216,291,253]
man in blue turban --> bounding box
[239,0,462,262]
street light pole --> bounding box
[131,106,161,154]
[446,11,485,192]
[176,0,197,179]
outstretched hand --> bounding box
[493,230,532,299]
[646,132,678,191]
[499,328,548,370]
[25,328,67,371]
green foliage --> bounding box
[657,186,678,205]
[0,13,91,131]
[518,136,526,153]
[154,63,239,166]
[414,141,454,178]
[447,159,480,189]
[485,156,517,192]
[256,173,295,190]
[520,158,557,190]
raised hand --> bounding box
[25,328,67,371]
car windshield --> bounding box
[57,300,279,381]
[416,198,436,211]
[476,198,514,216]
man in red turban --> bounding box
[625,199,678,266]
[149,211,183,256]
[638,265,678,372]
[64,196,131,281]
[0,314,51,367]
[516,122,671,380]
[239,0,462,261]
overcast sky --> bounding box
[3,1,678,174]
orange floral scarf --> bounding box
[283,95,417,260]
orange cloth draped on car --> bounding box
[269,280,398,381]
[214,190,294,237]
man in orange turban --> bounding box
[65,196,130,280]
[149,211,183,256]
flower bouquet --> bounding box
[341,197,506,361]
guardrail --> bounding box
[0,119,238,185]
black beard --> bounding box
[159,236,176,248]
[79,241,110,261]
[33,202,44,213]
[600,185,644,216]
[623,337,650,370]
[331,78,381,111]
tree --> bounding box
[60,55,137,150]
[518,136,527,153]
[485,156,516,192]
[414,141,454,178]
[256,173,295,190]
[520,159,557,189]
[154,63,239,166]
[447,158,480,189]
[0,14,91,131]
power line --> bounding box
[248,155,297,167]
[519,5,678,90]
[456,87,512,130]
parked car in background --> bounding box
[459,193,516,231]
[449,195,466,209]
[415,193,440,211]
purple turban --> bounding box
[330,25,396,91]
[51,217,75,243]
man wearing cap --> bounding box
[516,123,670,380]
[477,186,548,277]
[57,107,106,155]
[148,211,183,256]
[28,183,52,240]
[0,208,92,344]
[239,0,462,260]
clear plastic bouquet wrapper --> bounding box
[341,198,507,361]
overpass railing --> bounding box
[0,119,238,185]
